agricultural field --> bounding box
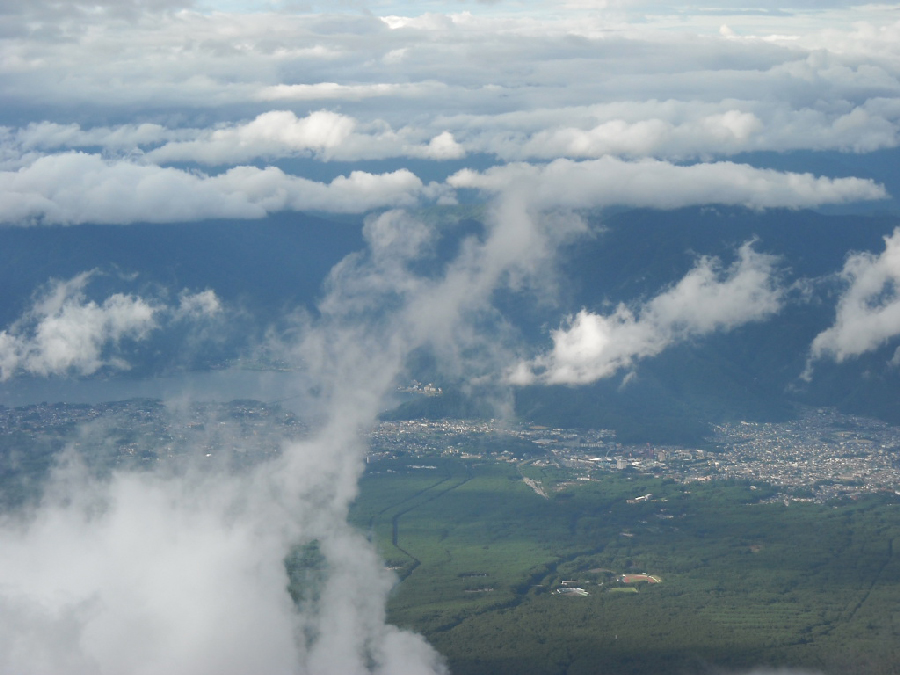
[347,457,900,675]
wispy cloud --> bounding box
[0,197,577,673]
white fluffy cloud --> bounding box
[256,81,447,103]
[143,110,465,164]
[2,5,898,147]
[806,228,900,371]
[510,242,782,384]
[448,157,887,210]
[1,112,467,167]
[0,145,882,225]
[0,273,221,380]
[145,109,355,164]
[448,98,900,160]
[9,97,897,167]
[0,153,438,225]
[8,146,879,226]
[0,273,157,379]
[11,121,179,153]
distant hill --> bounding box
[2,206,899,442]
[390,206,900,443]
[0,212,365,328]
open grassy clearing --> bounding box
[345,458,900,675]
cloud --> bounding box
[509,109,764,159]
[256,81,446,102]
[1,3,898,199]
[805,227,900,374]
[0,153,437,225]
[0,442,448,675]
[17,143,881,228]
[173,289,221,320]
[510,242,782,384]
[2,112,467,166]
[141,111,466,164]
[0,272,222,380]
[413,131,465,160]
[448,157,887,210]
[0,459,302,675]
[11,121,179,153]
[6,0,193,22]
[2,5,896,130]
[145,110,356,164]
[0,195,581,674]
[14,96,894,169]
[0,272,158,380]
[450,99,900,160]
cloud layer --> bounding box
[0,151,884,226]
[0,2,897,222]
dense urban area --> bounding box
[370,409,900,502]
[3,398,899,503]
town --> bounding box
[2,399,899,504]
[369,407,900,502]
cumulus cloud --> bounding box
[449,157,887,210]
[46,96,885,169]
[0,272,221,380]
[141,111,466,164]
[173,289,221,320]
[9,121,179,154]
[805,228,900,375]
[450,99,900,160]
[2,112,468,167]
[408,131,466,160]
[0,460,302,675]
[0,273,158,380]
[0,153,438,225]
[0,137,883,224]
[511,109,764,159]
[510,242,783,384]
[145,110,356,164]
[12,140,878,228]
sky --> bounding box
[2,0,900,226]
[2,1,900,674]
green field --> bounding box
[345,458,900,675]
